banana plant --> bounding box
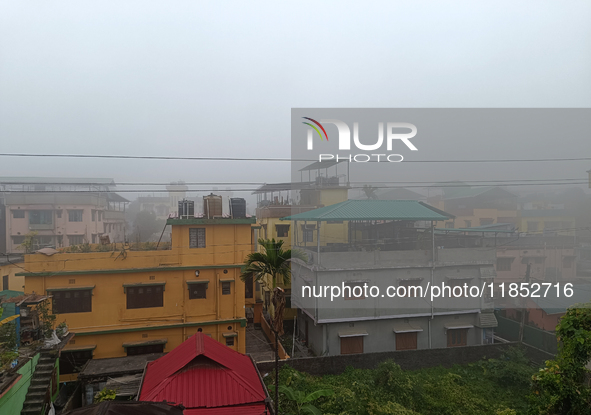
[270,385,333,415]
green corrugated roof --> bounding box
[280,200,453,221]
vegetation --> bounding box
[94,388,117,403]
[529,303,591,415]
[0,319,18,371]
[36,298,57,338]
[269,385,334,415]
[240,238,306,334]
[130,210,165,242]
[18,231,39,253]
[266,348,537,415]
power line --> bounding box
[0,181,587,193]
[0,177,586,186]
[0,153,590,163]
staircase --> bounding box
[21,351,57,415]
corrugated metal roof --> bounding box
[184,404,267,414]
[140,333,267,410]
[281,200,453,221]
[476,312,498,328]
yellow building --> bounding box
[0,255,25,292]
[19,217,256,381]
[516,210,576,236]
[429,186,518,230]
[253,180,349,322]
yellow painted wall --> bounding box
[255,189,349,318]
[515,216,576,235]
[21,219,253,360]
[0,262,25,292]
[438,209,518,229]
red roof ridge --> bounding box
[139,333,267,408]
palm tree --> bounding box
[240,238,306,414]
[240,238,306,334]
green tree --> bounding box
[240,238,306,415]
[131,210,165,242]
[19,231,39,253]
[240,238,306,334]
[269,385,333,415]
[529,303,591,415]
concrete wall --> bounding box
[298,311,482,356]
[292,261,494,323]
[306,248,495,270]
[257,342,551,377]
[0,353,40,414]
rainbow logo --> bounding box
[302,117,328,141]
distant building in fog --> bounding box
[0,177,128,253]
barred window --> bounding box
[189,228,206,248]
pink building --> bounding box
[0,177,128,253]
[495,236,577,285]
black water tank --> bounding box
[178,199,194,218]
[230,198,246,218]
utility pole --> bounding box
[518,263,531,343]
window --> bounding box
[244,275,254,299]
[479,218,494,226]
[126,343,164,356]
[464,220,471,228]
[12,236,25,246]
[29,210,53,225]
[527,221,538,232]
[222,282,231,295]
[92,234,97,244]
[33,235,54,248]
[344,282,365,300]
[59,350,93,375]
[497,258,513,272]
[52,289,92,314]
[340,336,364,354]
[276,224,290,238]
[68,235,84,245]
[188,283,207,299]
[445,222,454,229]
[68,210,83,222]
[285,295,292,309]
[91,210,96,221]
[189,228,206,248]
[56,210,62,219]
[396,332,418,350]
[97,211,102,222]
[302,229,314,243]
[127,285,164,309]
[447,329,468,347]
[225,337,234,347]
[398,280,422,298]
[447,279,470,298]
[12,210,25,219]
[3,275,8,291]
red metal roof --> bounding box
[183,403,268,414]
[139,333,267,410]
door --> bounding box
[2,275,8,291]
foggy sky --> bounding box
[1,1,590,197]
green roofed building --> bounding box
[282,199,499,356]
